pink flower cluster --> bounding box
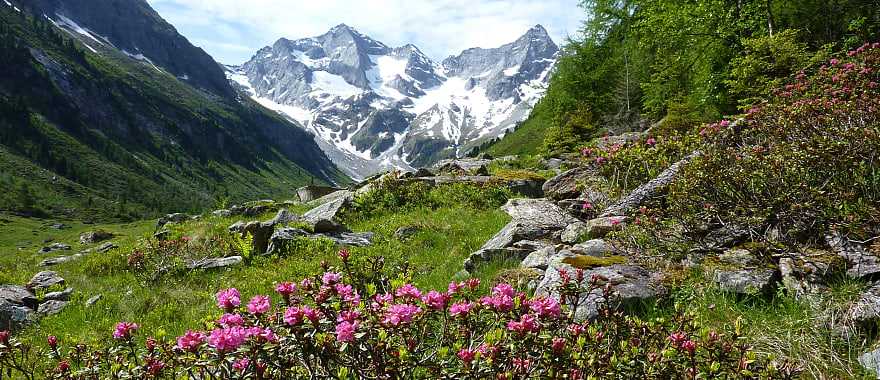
[479,283,517,312]
[216,288,241,311]
[247,295,271,315]
[382,303,422,326]
[112,322,139,340]
[284,305,321,325]
[176,330,206,352]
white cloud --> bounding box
[147,0,584,64]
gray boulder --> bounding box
[395,226,421,241]
[0,302,35,331]
[40,254,83,267]
[561,222,589,244]
[595,132,645,150]
[302,191,353,233]
[266,228,374,255]
[712,269,777,295]
[502,198,578,230]
[432,158,492,175]
[37,300,69,316]
[571,239,617,257]
[860,348,880,379]
[536,263,665,321]
[584,216,628,238]
[778,251,840,298]
[600,151,701,217]
[827,232,880,279]
[542,166,597,200]
[297,185,343,203]
[507,179,545,198]
[94,242,117,253]
[79,230,114,245]
[187,256,243,270]
[38,243,71,254]
[157,213,190,228]
[44,288,73,301]
[26,271,65,291]
[86,294,103,306]
[0,285,38,309]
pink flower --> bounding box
[382,304,421,326]
[457,348,476,364]
[506,314,539,334]
[552,337,566,353]
[449,302,473,317]
[422,291,449,310]
[447,281,464,294]
[337,310,361,323]
[275,282,297,297]
[113,322,139,340]
[338,248,350,262]
[176,330,207,352]
[246,327,276,343]
[582,201,593,210]
[58,360,70,373]
[465,278,481,290]
[47,335,57,349]
[218,313,245,327]
[284,307,305,326]
[645,137,657,146]
[302,306,322,323]
[480,294,513,312]
[335,321,358,342]
[208,327,247,352]
[668,331,687,348]
[529,297,561,319]
[0,330,8,344]
[595,156,607,165]
[299,278,313,289]
[395,284,423,299]
[247,295,271,315]
[216,288,241,311]
[492,284,515,298]
[322,272,342,285]
[681,340,697,355]
[232,357,250,372]
[830,58,839,66]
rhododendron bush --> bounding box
[0,252,795,379]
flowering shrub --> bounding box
[669,42,880,243]
[0,251,796,379]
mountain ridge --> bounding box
[231,24,558,179]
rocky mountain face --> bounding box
[230,24,558,179]
[22,0,235,98]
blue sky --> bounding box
[147,0,585,64]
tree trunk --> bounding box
[766,0,775,36]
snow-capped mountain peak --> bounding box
[229,25,558,179]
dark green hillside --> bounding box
[0,5,347,221]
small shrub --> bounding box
[348,178,512,220]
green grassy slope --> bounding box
[0,6,347,222]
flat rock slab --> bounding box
[267,228,374,255]
[502,198,578,230]
[79,230,114,245]
[297,185,344,203]
[302,191,353,233]
[40,254,84,267]
[536,263,665,321]
[432,158,492,174]
[570,239,616,257]
[542,166,598,200]
[584,216,628,238]
[713,268,777,295]
[561,222,589,244]
[26,271,65,291]
[0,285,38,309]
[37,300,69,316]
[187,256,243,270]
[38,243,71,254]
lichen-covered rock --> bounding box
[37,300,69,316]
[0,302,35,331]
[157,213,190,228]
[584,216,627,238]
[502,199,578,230]
[778,251,840,297]
[859,347,880,378]
[44,288,73,302]
[38,243,71,254]
[561,222,589,244]
[827,232,880,279]
[266,228,374,255]
[40,254,84,267]
[542,166,597,200]
[570,239,616,257]
[712,269,777,295]
[26,271,65,291]
[79,230,114,245]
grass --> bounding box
[0,198,510,353]
[486,114,549,157]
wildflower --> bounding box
[337,310,361,323]
[480,293,513,312]
[646,137,656,146]
[457,348,476,364]
[216,288,241,311]
[465,278,481,290]
[233,357,250,372]
[322,272,342,285]
[449,301,473,317]
[275,282,297,297]
[246,327,277,343]
[0,330,8,344]
[552,337,566,353]
[681,340,697,355]
[57,360,70,373]
[208,327,247,352]
[506,314,539,334]
[218,313,245,327]
[113,322,139,340]
[146,358,165,376]
[338,248,350,262]
[595,156,607,165]
[395,284,422,299]
[284,307,305,325]
[302,306,322,323]
[447,281,464,294]
[299,278,313,289]
[176,330,207,352]
[513,358,531,371]
[581,147,593,157]
[492,283,515,298]
[422,290,449,310]
[830,58,839,66]
[383,304,421,326]
[146,337,157,352]
[668,331,687,348]
[529,297,561,319]
[247,295,271,315]
[47,335,57,349]
[582,201,593,210]
[335,321,358,342]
